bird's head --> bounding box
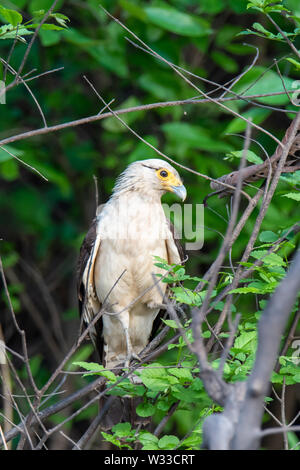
[113,159,187,201]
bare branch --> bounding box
[232,248,300,449]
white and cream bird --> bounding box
[77,159,186,370]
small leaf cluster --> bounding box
[0,6,69,43]
[74,356,215,450]
[239,0,300,72]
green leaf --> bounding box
[232,66,296,105]
[211,50,238,73]
[153,255,170,267]
[144,6,211,37]
[136,402,156,417]
[213,301,236,313]
[225,150,263,164]
[50,12,70,28]
[73,361,104,372]
[225,107,271,134]
[106,378,145,397]
[281,192,300,201]
[234,331,257,352]
[39,29,61,46]
[101,431,122,447]
[111,422,131,437]
[271,371,284,384]
[229,286,262,294]
[138,431,159,450]
[28,23,64,31]
[199,0,226,14]
[0,24,33,40]
[286,58,300,71]
[162,122,233,153]
[171,382,206,403]
[61,28,128,78]
[171,287,202,306]
[287,430,300,449]
[247,0,289,14]
[250,250,286,266]
[202,330,211,338]
[0,6,22,26]
[61,27,97,47]
[167,367,193,382]
[252,22,276,38]
[102,96,144,133]
[229,0,248,13]
[259,231,278,243]
[162,319,178,329]
[181,433,202,449]
[140,363,178,392]
[137,71,180,101]
[73,361,117,382]
[172,287,217,307]
[280,364,300,375]
[1,252,19,269]
[119,0,146,20]
[0,145,24,162]
[158,434,180,450]
[156,397,174,411]
[280,171,300,185]
[264,396,273,403]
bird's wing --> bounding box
[77,212,103,361]
[149,219,185,341]
[166,219,185,265]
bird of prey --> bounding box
[77,159,186,370]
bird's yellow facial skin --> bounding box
[155,168,186,201]
[156,168,181,187]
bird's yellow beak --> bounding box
[165,174,187,201]
[170,184,187,201]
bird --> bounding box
[77,159,186,371]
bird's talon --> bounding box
[124,351,142,368]
[147,301,165,310]
[132,352,142,362]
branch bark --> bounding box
[232,248,300,449]
[202,248,300,450]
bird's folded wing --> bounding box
[77,216,102,352]
[150,219,185,341]
[166,219,185,265]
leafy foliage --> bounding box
[0,5,68,42]
[0,0,299,451]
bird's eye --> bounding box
[160,170,168,178]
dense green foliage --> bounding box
[0,0,299,450]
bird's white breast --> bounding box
[94,192,170,308]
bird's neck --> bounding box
[100,189,167,242]
[110,187,163,205]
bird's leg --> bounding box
[118,311,141,368]
[123,326,141,368]
[146,301,166,310]
[146,286,166,311]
